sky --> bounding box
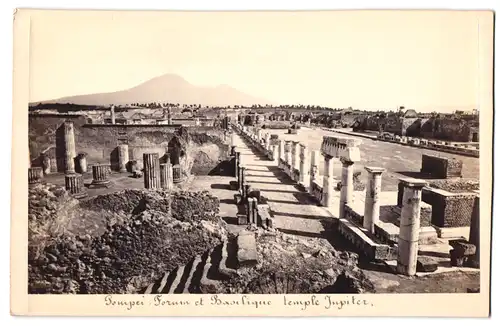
[28,10,492,112]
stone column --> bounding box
[160,163,174,190]
[65,173,87,199]
[272,144,279,165]
[284,141,292,174]
[235,151,241,178]
[396,178,428,276]
[118,144,129,173]
[292,141,300,177]
[309,150,320,192]
[63,122,76,174]
[265,134,271,151]
[322,155,334,208]
[90,164,112,188]
[339,158,355,219]
[28,167,43,185]
[172,164,182,184]
[468,195,480,268]
[110,105,116,124]
[299,144,309,185]
[143,153,161,189]
[238,166,246,195]
[363,167,385,233]
[278,140,285,168]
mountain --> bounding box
[36,74,275,107]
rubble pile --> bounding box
[28,184,227,294]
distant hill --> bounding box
[34,74,275,107]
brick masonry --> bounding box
[420,154,463,179]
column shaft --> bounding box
[322,155,334,208]
[143,153,161,189]
[63,122,76,174]
[363,167,385,233]
[118,144,129,172]
[339,159,354,219]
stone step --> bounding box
[182,255,202,293]
[218,239,239,277]
[168,265,185,294]
[338,218,398,261]
[173,259,195,293]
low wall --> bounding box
[29,114,229,175]
[421,154,463,179]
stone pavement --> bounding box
[234,133,334,238]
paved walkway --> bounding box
[233,133,333,238]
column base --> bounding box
[89,180,113,189]
[72,190,88,199]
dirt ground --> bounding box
[267,127,480,191]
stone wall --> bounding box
[29,114,228,175]
[421,154,463,179]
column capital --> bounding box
[340,157,355,166]
[322,153,333,160]
[399,177,428,189]
[365,166,386,174]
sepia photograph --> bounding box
[11,8,493,316]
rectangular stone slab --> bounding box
[237,231,258,268]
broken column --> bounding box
[117,144,129,173]
[160,163,174,190]
[65,173,87,199]
[309,150,320,192]
[143,153,161,189]
[322,154,334,208]
[299,144,309,185]
[28,167,43,185]
[63,121,76,174]
[397,178,428,276]
[90,164,112,188]
[363,167,386,234]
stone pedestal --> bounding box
[160,163,174,190]
[118,144,129,173]
[339,158,355,219]
[363,167,385,233]
[65,173,87,199]
[28,167,43,185]
[90,164,112,188]
[63,122,76,174]
[143,153,161,189]
[397,178,428,276]
[322,155,334,208]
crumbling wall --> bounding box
[28,114,228,174]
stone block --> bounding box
[421,154,463,179]
[237,230,258,268]
[416,256,438,272]
[449,239,476,256]
[229,180,239,191]
[237,214,248,225]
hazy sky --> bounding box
[28,10,491,112]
